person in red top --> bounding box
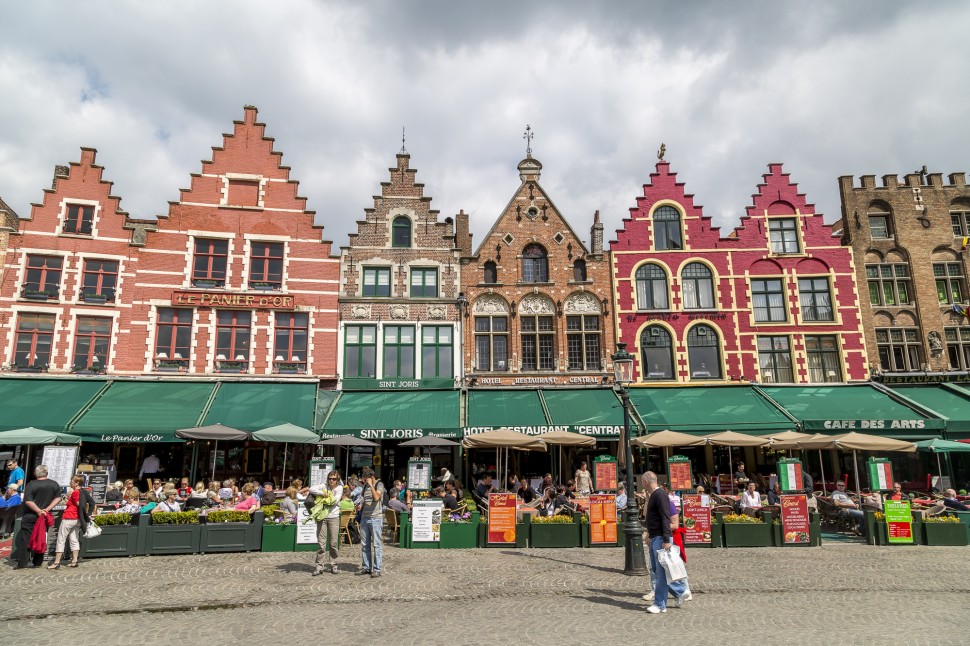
[669,506,692,603]
[886,482,908,501]
[49,475,85,569]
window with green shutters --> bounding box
[934,263,966,305]
[410,267,438,298]
[421,326,453,379]
[866,264,911,306]
[362,267,391,297]
[345,325,377,378]
[383,325,415,378]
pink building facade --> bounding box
[610,161,869,385]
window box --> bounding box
[249,281,281,291]
[274,361,306,374]
[80,292,110,304]
[922,518,968,546]
[14,362,47,373]
[22,289,57,301]
[71,363,106,375]
[261,522,297,552]
[192,278,223,289]
[216,360,248,373]
[155,359,188,372]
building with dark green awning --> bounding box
[320,390,461,439]
[0,377,107,432]
[758,384,945,440]
[464,389,550,435]
[201,381,318,431]
[885,384,970,439]
[627,386,796,436]
[540,388,628,439]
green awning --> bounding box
[464,389,550,435]
[540,388,626,439]
[201,382,317,431]
[889,385,970,439]
[628,386,795,435]
[70,381,217,442]
[322,390,460,439]
[314,389,339,430]
[760,385,944,439]
[0,377,107,432]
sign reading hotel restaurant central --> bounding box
[171,290,295,309]
[475,376,604,386]
[463,425,622,436]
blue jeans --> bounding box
[360,516,384,572]
[649,535,687,609]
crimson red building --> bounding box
[610,161,869,384]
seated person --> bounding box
[767,484,782,506]
[259,482,277,506]
[516,478,538,504]
[178,477,193,498]
[740,482,761,512]
[278,487,299,521]
[862,489,882,510]
[541,486,558,517]
[338,489,355,512]
[734,462,751,488]
[538,473,554,496]
[832,482,864,534]
[184,482,210,510]
[439,467,453,483]
[885,482,907,501]
[387,495,409,513]
[233,483,261,512]
[105,481,124,504]
[615,483,628,519]
[942,488,970,512]
[554,486,575,515]
[139,491,159,514]
[475,475,496,500]
[442,482,460,511]
[563,480,577,500]
[118,490,141,514]
[154,489,180,513]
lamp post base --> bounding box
[622,508,648,575]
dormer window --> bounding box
[64,204,94,235]
[653,206,683,250]
[522,244,548,283]
[392,216,412,248]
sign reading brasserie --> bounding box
[682,494,712,545]
[778,458,804,493]
[487,492,517,545]
[171,290,295,310]
[667,456,693,492]
[780,494,810,544]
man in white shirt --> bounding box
[140,453,161,490]
[832,482,864,535]
[740,482,761,515]
[439,468,453,483]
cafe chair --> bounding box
[339,509,356,545]
[918,504,947,520]
[383,509,400,544]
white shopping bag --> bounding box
[656,548,687,583]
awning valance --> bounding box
[321,390,461,440]
[201,381,317,431]
[464,389,550,436]
[0,377,107,432]
[540,388,627,439]
[628,386,795,436]
[886,384,970,438]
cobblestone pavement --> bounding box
[4,543,970,645]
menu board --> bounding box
[868,458,894,492]
[86,472,110,504]
[884,500,913,544]
[487,493,517,544]
[296,504,317,545]
[780,494,810,544]
[682,494,713,545]
[593,458,617,492]
[309,459,335,490]
[407,459,432,491]
[667,456,693,492]
[411,499,443,542]
[778,459,804,493]
[589,494,618,544]
[41,446,78,490]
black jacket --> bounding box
[645,488,672,540]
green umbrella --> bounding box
[915,439,970,487]
[252,424,320,486]
[0,427,83,480]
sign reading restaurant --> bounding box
[474,376,606,386]
[171,290,295,310]
[463,425,623,437]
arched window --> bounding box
[522,244,548,283]
[392,216,412,248]
[573,259,587,282]
[653,206,683,250]
[867,202,893,239]
[681,262,714,309]
[635,264,668,310]
[641,326,674,380]
[687,325,721,379]
[483,261,497,284]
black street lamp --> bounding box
[612,343,648,576]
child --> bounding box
[670,508,692,603]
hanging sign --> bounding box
[411,499,443,542]
[868,458,894,492]
[780,494,810,544]
[487,492,517,544]
[407,459,433,492]
[667,456,693,492]
[884,500,913,544]
[593,456,618,492]
[778,458,804,493]
[309,459,336,490]
[682,494,713,545]
[589,494,618,544]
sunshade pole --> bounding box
[853,449,861,497]
[727,446,733,495]
[345,447,350,482]
[936,450,942,488]
[211,439,218,483]
[281,442,288,488]
[189,442,198,484]
[818,449,826,494]
[25,445,30,478]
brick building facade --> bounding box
[839,170,970,376]
[458,153,614,386]
[611,161,869,384]
[0,196,21,288]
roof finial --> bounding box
[400,126,407,154]
[523,124,534,157]
[657,142,666,161]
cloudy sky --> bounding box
[1,1,966,251]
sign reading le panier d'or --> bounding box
[172,290,295,310]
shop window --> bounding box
[798,277,834,321]
[81,259,118,303]
[344,325,377,378]
[522,244,548,283]
[768,218,800,254]
[362,267,391,297]
[934,263,966,305]
[566,315,601,370]
[687,325,721,379]
[410,268,438,298]
[192,238,228,288]
[641,326,674,380]
[64,204,94,235]
[681,263,714,310]
[392,216,412,248]
[757,336,792,383]
[635,264,669,310]
[751,278,786,322]
[14,313,55,371]
[22,255,62,300]
[421,326,453,379]
[652,206,682,251]
[866,263,912,306]
[72,316,111,373]
[806,335,841,382]
[274,312,309,373]
[154,308,192,371]
[215,311,251,373]
[474,316,508,371]
[249,242,284,290]
[875,328,922,372]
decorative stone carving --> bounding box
[351,304,371,319]
[473,294,510,315]
[564,292,602,314]
[928,331,943,355]
[390,304,409,320]
[519,294,554,315]
[427,305,447,320]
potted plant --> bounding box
[260,504,296,552]
[922,515,968,546]
[201,509,261,553]
[274,362,305,374]
[249,281,279,291]
[192,278,221,288]
[81,291,108,304]
[22,288,55,301]
[721,513,771,547]
[80,513,140,558]
[439,511,479,549]
[145,511,202,555]
[530,513,582,548]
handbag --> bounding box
[84,523,102,539]
[656,548,687,583]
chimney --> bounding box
[590,210,603,256]
[52,165,69,190]
[455,209,473,257]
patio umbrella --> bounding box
[703,431,770,494]
[632,430,706,449]
[317,435,379,479]
[799,433,915,496]
[252,424,320,487]
[398,435,460,457]
[536,430,595,485]
[914,439,970,488]
[175,424,250,482]
[462,429,547,492]
[0,427,83,479]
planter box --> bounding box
[950,511,970,544]
[145,522,202,555]
[530,519,581,548]
[922,522,968,546]
[722,521,771,547]
[261,524,296,552]
[440,513,479,549]
[80,525,140,558]
[201,523,252,553]
[476,518,529,548]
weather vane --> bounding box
[400,127,407,154]
[524,124,534,156]
[657,143,666,161]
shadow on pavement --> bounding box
[500,549,627,575]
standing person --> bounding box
[311,470,343,576]
[6,459,24,493]
[13,465,61,570]
[139,453,161,491]
[49,475,86,570]
[642,471,688,613]
[575,462,593,496]
[357,467,385,578]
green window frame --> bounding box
[362,267,391,297]
[410,267,438,298]
[392,216,412,248]
[383,325,415,379]
[866,263,911,306]
[934,262,965,305]
[421,326,453,379]
[344,325,377,378]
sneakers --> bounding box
[642,592,655,602]
[355,569,371,576]
[371,570,382,578]
[331,564,339,574]
[311,569,324,577]
[680,591,693,603]
[645,604,666,614]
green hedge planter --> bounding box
[440,512,480,549]
[722,521,771,547]
[530,514,582,548]
[80,525,140,558]
[201,511,262,553]
[922,521,968,546]
[948,511,970,544]
[144,523,202,555]
[261,523,297,552]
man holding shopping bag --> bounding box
[642,471,689,614]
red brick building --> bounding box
[610,161,869,384]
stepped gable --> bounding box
[732,162,834,241]
[0,195,20,230]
